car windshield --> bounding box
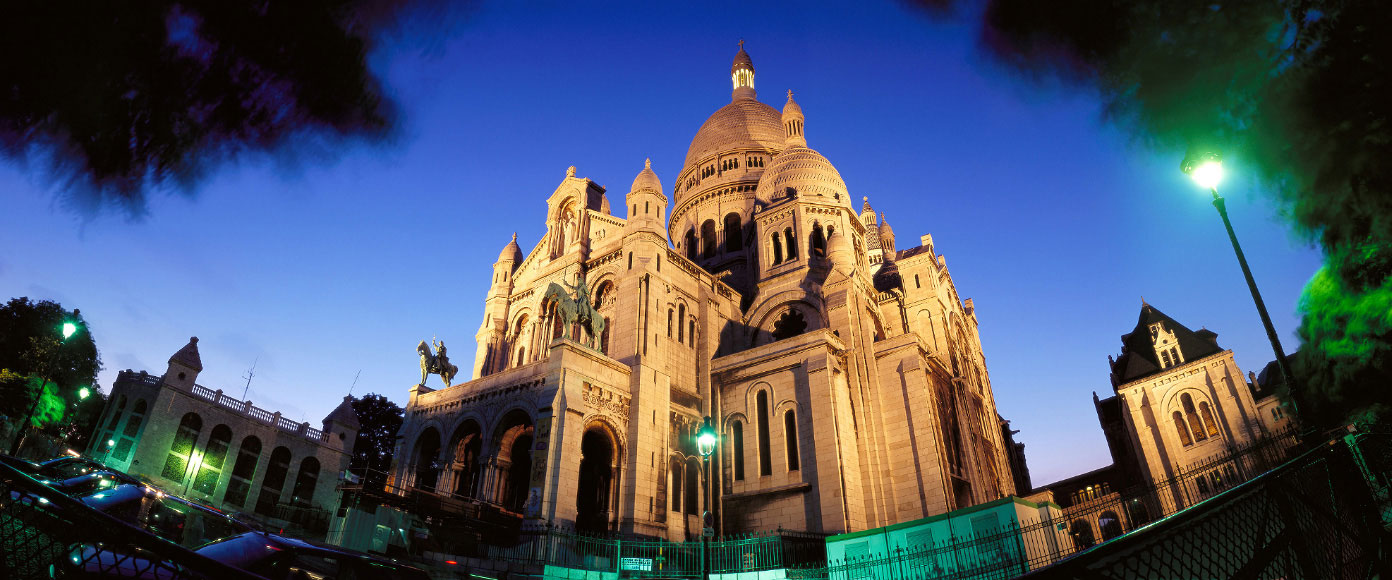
[39,457,102,480]
[144,497,253,549]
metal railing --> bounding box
[0,459,260,579]
[1021,431,1389,579]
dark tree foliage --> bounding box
[349,392,404,490]
[0,298,101,396]
[911,0,1391,430]
[0,1,462,217]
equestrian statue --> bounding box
[418,338,458,388]
[543,268,606,350]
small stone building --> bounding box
[89,337,358,528]
[389,44,1017,541]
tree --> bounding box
[349,393,404,490]
[0,298,104,452]
[0,1,463,218]
[914,0,1392,430]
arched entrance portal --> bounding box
[494,410,534,513]
[449,420,483,499]
[576,425,618,534]
[412,428,442,492]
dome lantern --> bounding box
[731,40,756,100]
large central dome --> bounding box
[683,99,784,171]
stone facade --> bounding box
[1043,303,1296,523]
[391,46,1015,539]
[89,337,357,524]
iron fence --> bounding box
[0,459,260,579]
[1021,431,1389,579]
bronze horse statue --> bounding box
[543,278,605,350]
[418,339,457,388]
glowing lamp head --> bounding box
[61,321,77,339]
[1181,151,1224,190]
[78,387,90,400]
[697,416,718,457]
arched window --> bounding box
[678,304,686,343]
[1182,394,1207,442]
[784,410,800,471]
[551,303,564,340]
[686,229,699,260]
[771,233,783,265]
[689,320,696,348]
[290,457,321,507]
[724,213,743,251]
[1199,402,1219,437]
[685,458,699,515]
[516,347,525,366]
[757,391,772,476]
[223,436,261,507]
[667,308,674,338]
[255,446,292,516]
[1173,411,1194,446]
[1098,511,1123,540]
[784,228,797,260]
[915,274,921,289]
[732,421,745,481]
[810,223,826,257]
[702,220,718,259]
[670,459,682,513]
[193,424,232,495]
[628,252,633,270]
[98,396,127,457]
[112,399,147,462]
[1071,520,1095,550]
[601,317,611,355]
[161,412,203,483]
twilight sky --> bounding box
[0,1,1322,487]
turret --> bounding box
[782,90,806,148]
[165,336,202,391]
[860,197,885,264]
[491,233,523,296]
[625,159,668,240]
[475,234,522,378]
[321,395,362,451]
[879,212,897,256]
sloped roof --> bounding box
[1109,303,1223,386]
[168,336,203,372]
[323,395,361,429]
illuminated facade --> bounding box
[89,337,358,529]
[391,45,1015,539]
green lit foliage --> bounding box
[920,0,1392,429]
[0,371,65,428]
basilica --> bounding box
[389,45,1017,539]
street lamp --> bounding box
[696,416,718,580]
[9,312,82,455]
[1181,151,1299,415]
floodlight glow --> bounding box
[1190,160,1224,189]
[78,387,90,400]
[696,417,718,457]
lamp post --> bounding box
[697,416,718,580]
[10,313,81,455]
[1181,152,1299,415]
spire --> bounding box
[862,196,874,215]
[169,336,203,372]
[731,40,755,100]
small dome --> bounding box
[498,233,523,263]
[732,43,753,74]
[630,158,663,196]
[782,90,803,119]
[754,146,851,209]
[873,261,903,293]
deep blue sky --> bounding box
[0,2,1322,487]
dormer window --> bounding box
[1150,322,1184,368]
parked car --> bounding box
[71,483,255,549]
[72,530,431,579]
